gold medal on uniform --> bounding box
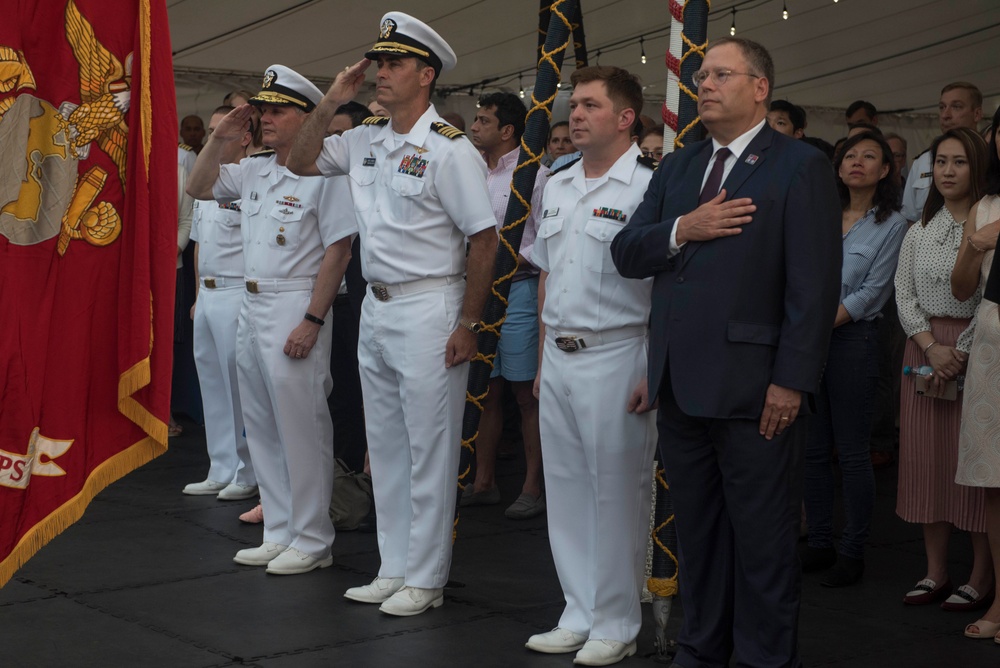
[276,234,286,246]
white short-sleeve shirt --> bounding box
[214,153,356,280]
[533,144,654,333]
[314,104,495,285]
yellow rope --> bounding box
[648,467,679,597]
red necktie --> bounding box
[699,147,731,205]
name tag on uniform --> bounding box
[920,171,932,178]
[363,157,376,167]
[543,208,559,218]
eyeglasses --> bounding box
[692,69,760,89]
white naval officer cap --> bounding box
[364,11,457,77]
[249,64,323,112]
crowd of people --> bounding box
[169,10,1000,667]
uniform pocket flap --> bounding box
[584,218,621,242]
[538,217,563,239]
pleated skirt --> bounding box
[896,317,986,532]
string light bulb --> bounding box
[519,73,525,99]
[640,37,646,65]
[730,8,737,35]
[782,0,789,19]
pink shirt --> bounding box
[486,147,549,280]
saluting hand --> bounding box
[675,189,756,245]
[211,104,255,142]
[325,59,371,105]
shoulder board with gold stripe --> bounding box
[637,154,658,170]
[179,142,194,152]
[362,116,390,126]
[248,149,276,159]
[431,121,466,140]
[550,156,581,175]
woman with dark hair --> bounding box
[954,107,1000,639]
[801,131,907,587]
[895,127,990,609]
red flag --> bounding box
[0,0,176,586]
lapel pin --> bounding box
[745,154,759,165]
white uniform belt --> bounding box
[200,276,242,289]
[547,325,647,352]
[369,275,462,302]
[244,277,316,294]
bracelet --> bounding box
[304,312,325,326]
[967,235,987,253]
[923,340,938,354]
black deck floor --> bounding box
[2,418,997,667]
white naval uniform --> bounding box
[532,144,657,643]
[315,104,495,588]
[213,154,356,559]
[190,198,255,488]
[901,149,931,222]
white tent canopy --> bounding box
[169,0,999,154]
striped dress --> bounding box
[894,207,985,531]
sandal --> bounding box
[964,618,1000,638]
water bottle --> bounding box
[903,365,933,378]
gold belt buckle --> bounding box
[555,336,584,352]
[204,278,217,289]
[245,280,259,294]
[370,282,391,302]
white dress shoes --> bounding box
[573,639,637,666]
[182,479,227,495]
[525,627,588,653]
[217,482,259,501]
[378,586,443,616]
[344,576,404,603]
[265,547,334,575]
[233,541,288,566]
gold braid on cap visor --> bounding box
[251,91,309,109]
[369,41,431,59]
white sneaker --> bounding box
[526,627,588,653]
[265,547,333,575]
[573,639,637,666]
[182,479,227,496]
[344,576,405,603]
[233,542,288,566]
[378,586,443,616]
[217,482,258,501]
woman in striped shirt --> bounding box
[801,131,907,587]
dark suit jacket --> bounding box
[610,124,841,419]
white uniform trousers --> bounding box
[236,289,335,558]
[539,334,657,642]
[193,284,255,486]
[358,282,467,589]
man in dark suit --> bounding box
[610,38,841,668]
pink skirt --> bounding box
[896,317,986,532]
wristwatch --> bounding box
[459,318,482,334]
